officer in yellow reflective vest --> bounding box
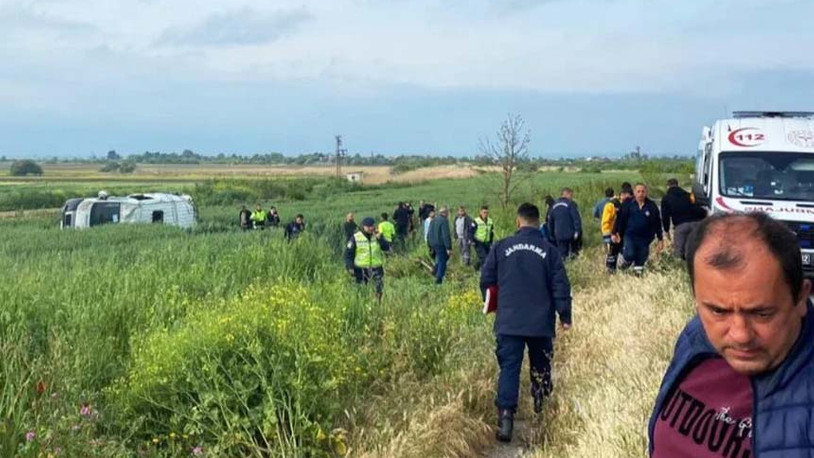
[378,212,396,243]
[250,204,267,230]
[470,205,495,270]
[344,217,391,302]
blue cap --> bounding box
[361,217,375,227]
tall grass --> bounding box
[1,171,696,457]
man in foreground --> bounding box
[649,212,813,457]
[345,217,390,303]
[480,203,572,443]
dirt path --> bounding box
[482,418,534,458]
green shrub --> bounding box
[10,160,43,176]
[118,161,137,174]
[99,162,120,173]
[111,282,356,456]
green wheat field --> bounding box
[1,166,696,457]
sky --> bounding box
[1,0,813,158]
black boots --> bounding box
[534,394,544,414]
[496,409,514,442]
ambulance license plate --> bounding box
[803,253,812,266]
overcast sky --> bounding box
[1,0,813,157]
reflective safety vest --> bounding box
[474,217,494,243]
[354,231,384,268]
[251,210,267,222]
[378,221,396,242]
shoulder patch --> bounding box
[347,241,354,249]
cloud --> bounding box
[0,3,98,36]
[156,7,313,47]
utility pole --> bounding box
[335,135,347,177]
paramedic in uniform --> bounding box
[480,203,572,443]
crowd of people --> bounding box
[241,177,707,297]
[236,179,814,453]
[238,204,306,241]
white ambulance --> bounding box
[694,111,814,272]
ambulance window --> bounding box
[63,213,72,227]
[702,146,712,187]
[152,210,164,223]
[89,202,121,227]
[720,152,814,200]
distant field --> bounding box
[0,161,635,214]
[0,162,480,185]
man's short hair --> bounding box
[481,205,489,211]
[517,202,540,223]
[635,183,647,189]
[686,212,804,301]
[561,187,573,195]
[296,214,304,219]
[667,178,679,187]
[605,187,614,198]
[381,212,388,220]
[620,184,633,195]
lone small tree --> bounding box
[9,159,44,176]
[479,114,531,208]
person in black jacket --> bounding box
[480,203,572,443]
[267,207,281,228]
[418,200,435,221]
[284,214,306,242]
[547,188,582,259]
[661,178,707,260]
[342,212,357,243]
[238,205,252,231]
[612,183,663,275]
[392,202,411,252]
[427,206,453,284]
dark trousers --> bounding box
[572,232,583,257]
[395,225,408,252]
[495,334,553,412]
[604,236,623,272]
[673,222,698,260]
[621,236,651,274]
[474,241,491,270]
[354,267,384,294]
[556,240,572,259]
[432,246,449,284]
